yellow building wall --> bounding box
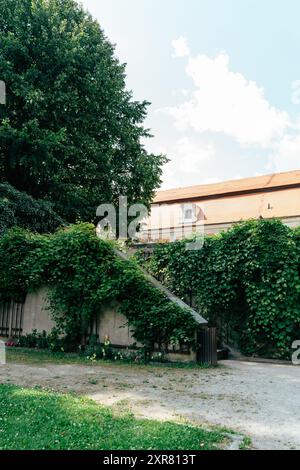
[140,187,300,240]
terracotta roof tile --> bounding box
[154,169,300,204]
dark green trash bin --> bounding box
[197,327,217,365]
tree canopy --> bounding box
[0,0,166,222]
[0,182,64,235]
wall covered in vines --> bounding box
[136,219,300,359]
[0,224,197,354]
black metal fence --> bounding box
[0,301,24,338]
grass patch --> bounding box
[239,436,252,450]
[6,347,85,365]
[6,347,217,370]
[0,384,225,450]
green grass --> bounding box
[6,347,216,370]
[0,384,226,450]
[6,347,90,365]
[239,436,252,450]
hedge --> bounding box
[0,223,197,355]
[136,219,300,359]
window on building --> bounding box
[180,203,197,224]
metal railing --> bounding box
[0,301,24,338]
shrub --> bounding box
[0,224,197,355]
[84,335,104,360]
[136,219,300,360]
[18,330,48,349]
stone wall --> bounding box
[22,287,55,334]
[91,303,142,348]
[1,288,197,363]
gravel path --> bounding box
[1,359,299,450]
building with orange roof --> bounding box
[138,169,300,242]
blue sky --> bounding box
[81,0,300,189]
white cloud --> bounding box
[176,137,214,169]
[161,137,216,188]
[171,36,190,58]
[270,134,300,172]
[166,52,290,147]
[200,177,222,184]
[172,88,191,97]
[153,42,300,189]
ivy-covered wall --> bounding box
[136,219,300,359]
[0,224,197,355]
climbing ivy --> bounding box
[136,219,300,359]
[0,224,197,355]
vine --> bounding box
[0,224,197,354]
[136,219,300,359]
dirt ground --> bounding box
[1,359,300,450]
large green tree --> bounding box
[0,182,64,235]
[0,0,165,222]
